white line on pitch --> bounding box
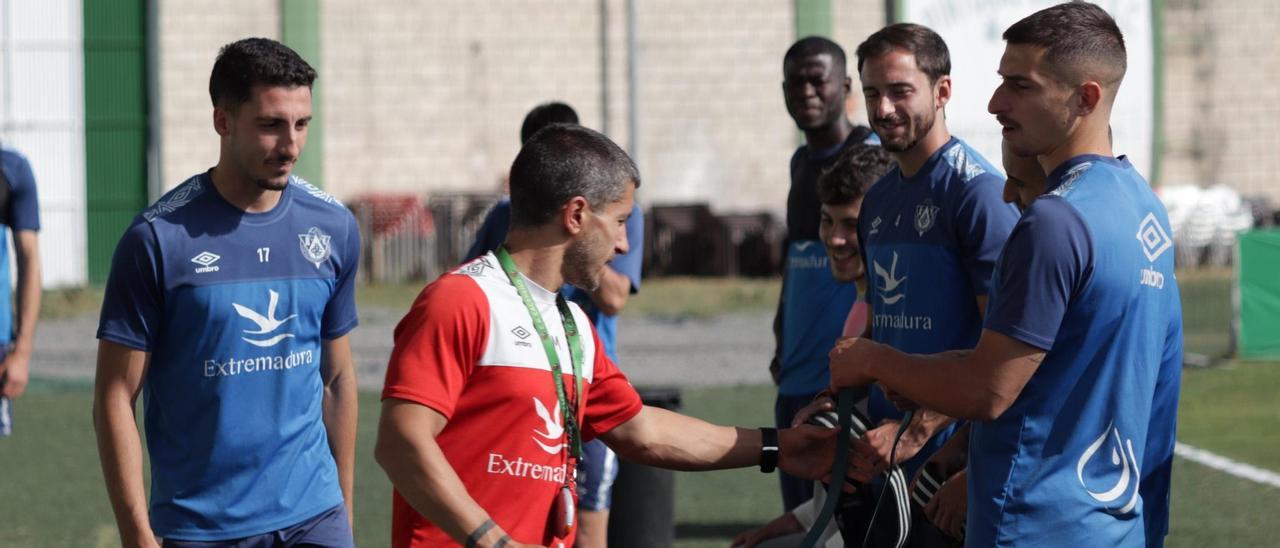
[1175,442,1280,489]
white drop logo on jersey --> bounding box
[1076,422,1141,516]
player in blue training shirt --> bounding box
[93,38,358,547]
[0,146,42,437]
[830,3,1183,546]
[465,102,643,548]
[839,22,1019,547]
[771,36,879,512]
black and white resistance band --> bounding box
[798,389,914,548]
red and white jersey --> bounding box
[382,252,644,548]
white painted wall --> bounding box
[0,0,87,288]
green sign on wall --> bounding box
[1237,229,1280,358]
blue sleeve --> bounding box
[609,203,644,292]
[465,200,511,261]
[1142,300,1184,545]
[3,150,40,231]
[323,212,361,339]
[984,197,1092,350]
[96,220,163,351]
[953,174,1018,295]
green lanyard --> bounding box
[495,247,585,461]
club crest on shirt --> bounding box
[915,198,940,237]
[298,227,332,268]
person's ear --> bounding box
[1075,80,1104,116]
[561,196,590,236]
[213,105,233,137]
[934,75,952,109]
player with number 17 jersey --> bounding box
[96,172,360,540]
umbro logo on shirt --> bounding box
[1137,213,1172,262]
[512,326,534,347]
[191,251,221,273]
[1137,213,1171,289]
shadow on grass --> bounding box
[675,521,763,539]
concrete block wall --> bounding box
[319,0,888,217]
[153,1,895,215]
[155,2,1280,212]
[322,1,605,201]
[1160,0,1280,204]
[157,1,281,190]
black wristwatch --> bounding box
[759,427,779,473]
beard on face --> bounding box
[254,154,296,191]
[562,232,605,292]
[255,177,289,191]
[876,101,937,154]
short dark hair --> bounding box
[784,36,847,75]
[1003,2,1126,89]
[817,144,895,205]
[509,124,641,228]
[520,102,580,144]
[855,23,950,84]
[209,38,316,109]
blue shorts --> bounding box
[576,438,619,512]
[161,503,353,547]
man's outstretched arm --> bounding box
[830,329,1045,421]
[93,340,158,548]
[600,405,837,478]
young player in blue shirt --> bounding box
[771,36,880,512]
[830,3,1183,546]
[94,38,359,547]
[0,146,42,437]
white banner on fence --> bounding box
[895,0,1155,179]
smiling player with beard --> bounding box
[844,23,1019,547]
